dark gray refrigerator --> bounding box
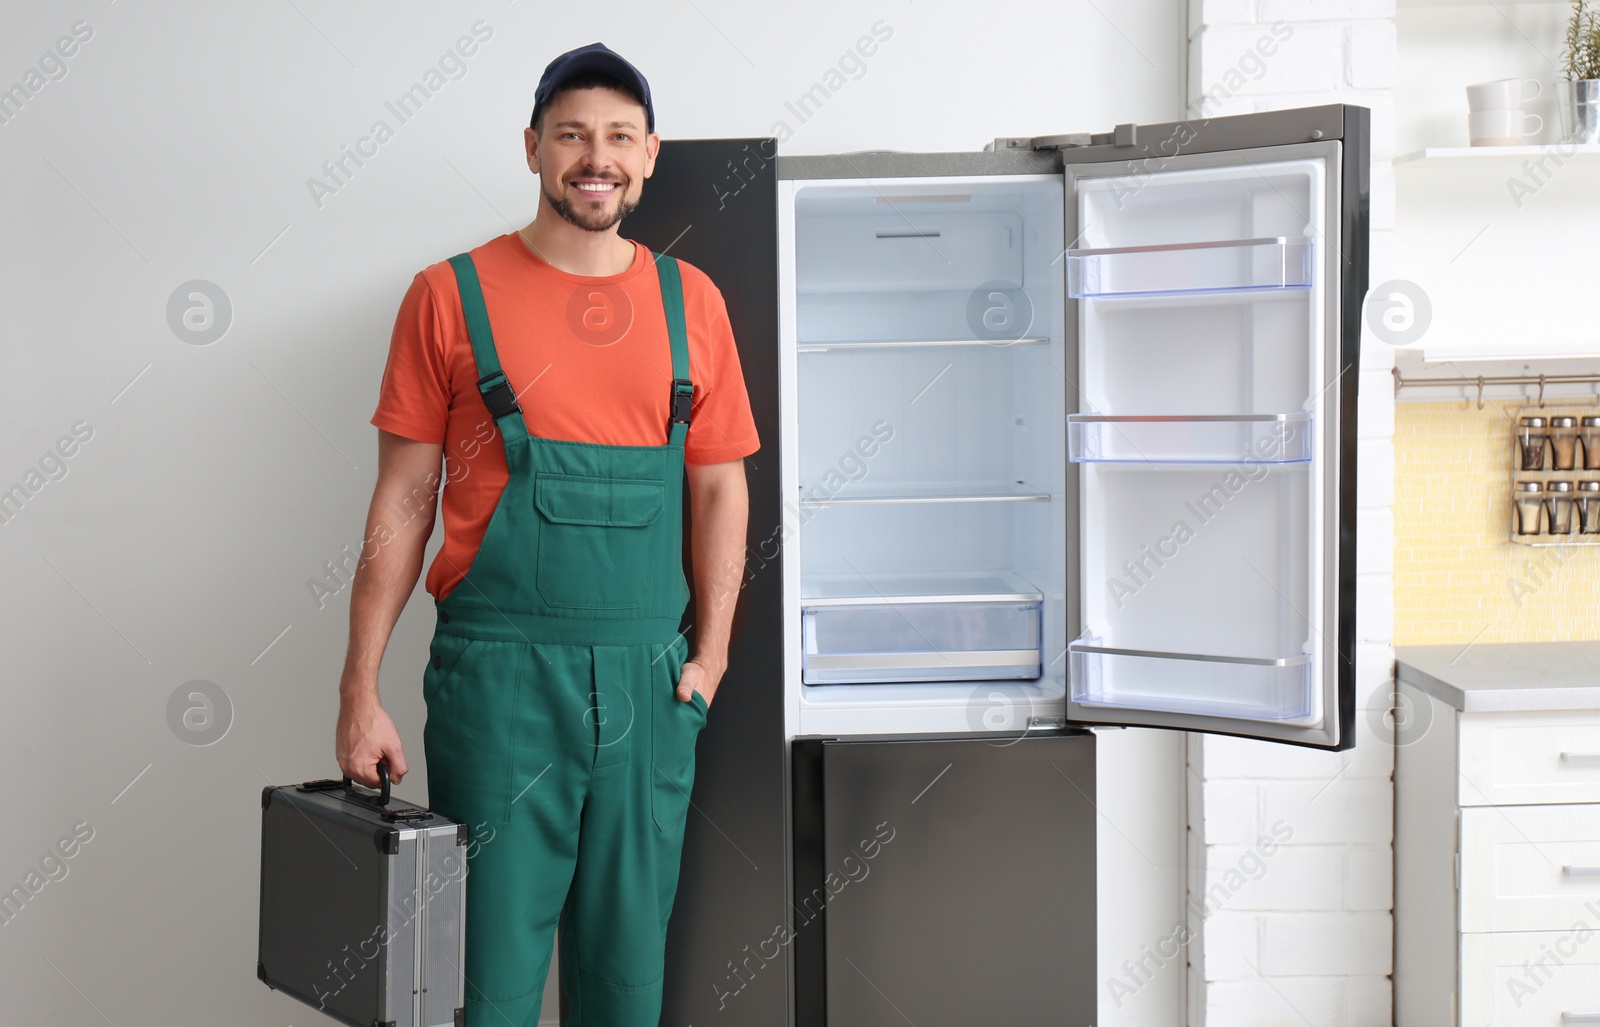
[621,101,1369,1026]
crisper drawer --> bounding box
[1458,709,1600,806]
[801,601,1042,685]
[1462,931,1600,1026]
[1461,804,1600,933]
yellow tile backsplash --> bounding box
[1394,398,1600,645]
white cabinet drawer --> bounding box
[1462,931,1600,1026]
[1461,805,1600,932]
[1459,710,1600,807]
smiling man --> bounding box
[335,42,760,1026]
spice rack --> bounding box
[1508,404,1600,546]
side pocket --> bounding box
[422,637,516,832]
[422,634,478,708]
[650,638,705,834]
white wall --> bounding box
[0,2,1187,1025]
[1184,1,1397,1024]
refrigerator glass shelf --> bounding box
[801,570,1044,606]
[1068,412,1313,464]
[1066,236,1313,299]
[798,481,1051,506]
[796,336,1049,353]
[802,600,1042,685]
[1069,642,1314,722]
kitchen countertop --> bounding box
[1395,641,1600,712]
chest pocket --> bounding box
[534,473,665,609]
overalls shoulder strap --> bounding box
[444,249,693,447]
[654,251,694,448]
[447,252,529,444]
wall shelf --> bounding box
[1394,144,1600,169]
[1398,0,1574,8]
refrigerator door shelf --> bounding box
[798,481,1052,506]
[796,335,1049,352]
[1069,642,1316,723]
[802,601,1043,685]
[1067,412,1313,464]
[1066,236,1313,299]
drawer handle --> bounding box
[1560,752,1600,762]
[1562,865,1600,877]
[1561,1015,1600,1024]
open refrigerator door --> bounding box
[1060,125,1361,750]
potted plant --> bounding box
[1561,0,1600,143]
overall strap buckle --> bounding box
[670,378,694,425]
[478,370,521,420]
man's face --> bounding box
[527,86,656,234]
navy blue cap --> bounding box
[530,42,654,135]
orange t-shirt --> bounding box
[370,232,761,602]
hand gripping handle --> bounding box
[340,760,391,807]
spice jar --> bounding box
[1546,480,1576,535]
[1550,416,1579,471]
[1582,416,1600,471]
[1518,416,1548,471]
[1580,480,1600,535]
[1515,481,1544,535]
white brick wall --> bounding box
[1187,1,1396,1024]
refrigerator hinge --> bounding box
[1027,716,1068,730]
[986,124,1138,152]
[986,131,1104,152]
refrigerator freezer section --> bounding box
[789,732,1097,1027]
[782,175,1067,733]
[1067,156,1331,725]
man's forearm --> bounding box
[688,464,749,673]
[340,493,434,707]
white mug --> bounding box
[1468,108,1543,145]
[1466,77,1543,112]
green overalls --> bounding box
[422,250,707,1026]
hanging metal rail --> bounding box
[1391,368,1600,409]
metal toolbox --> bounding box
[258,764,467,1027]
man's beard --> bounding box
[543,176,639,233]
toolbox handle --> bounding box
[339,760,391,807]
